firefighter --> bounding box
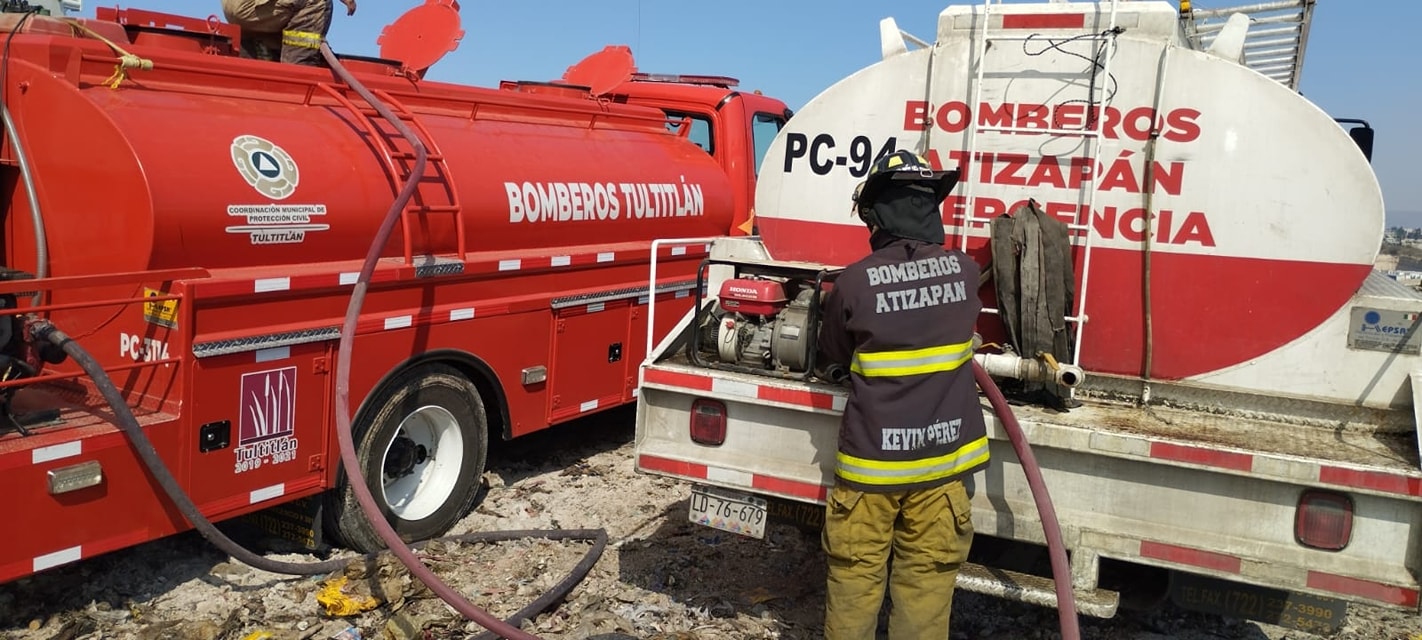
[221,0,357,66]
[817,150,989,639]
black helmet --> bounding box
[852,150,960,214]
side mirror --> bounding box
[1335,118,1374,163]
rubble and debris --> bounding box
[0,413,1417,640]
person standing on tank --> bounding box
[221,0,357,66]
[817,150,989,639]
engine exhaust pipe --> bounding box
[973,351,1085,388]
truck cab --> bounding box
[566,47,793,236]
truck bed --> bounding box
[639,355,1422,615]
[1005,390,1419,475]
[648,353,1422,494]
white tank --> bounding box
[753,1,1397,407]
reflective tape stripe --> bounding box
[836,436,990,485]
[850,340,974,377]
[282,30,323,49]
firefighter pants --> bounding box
[822,480,974,640]
[221,0,332,66]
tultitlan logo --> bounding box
[227,135,330,245]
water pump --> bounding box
[689,259,839,380]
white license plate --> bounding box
[689,484,768,539]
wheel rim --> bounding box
[379,404,465,522]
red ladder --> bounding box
[317,83,466,268]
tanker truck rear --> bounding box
[633,0,1422,633]
[0,3,792,583]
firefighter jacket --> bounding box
[818,237,989,492]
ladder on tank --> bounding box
[1180,0,1315,91]
[317,83,467,272]
[953,0,1123,372]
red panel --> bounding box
[638,454,708,480]
[1307,571,1421,608]
[643,368,715,391]
[185,343,331,512]
[550,303,635,421]
[1002,13,1086,29]
[1149,442,1253,473]
[757,385,839,411]
[756,217,1368,380]
[1319,466,1422,498]
[1140,540,1242,574]
[1,417,190,584]
[0,527,154,585]
[752,474,828,502]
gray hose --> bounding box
[0,96,47,305]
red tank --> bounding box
[0,9,735,280]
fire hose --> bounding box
[318,41,571,640]
[973,360,1081,640]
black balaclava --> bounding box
[865,183,946,251]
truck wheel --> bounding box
[325,364,488,553]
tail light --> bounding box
[1295,490,1353,551]
[690,398,727,446]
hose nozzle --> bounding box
[974,351,1086,388]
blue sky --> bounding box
[82,1,1421,225]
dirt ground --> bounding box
[2,407,1419,640]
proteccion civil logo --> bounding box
[232,134,300,200]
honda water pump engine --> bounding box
[698,277,819,373]
[718,278,810,370]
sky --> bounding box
[78,0,1422,225]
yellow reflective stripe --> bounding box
[849,340,974,377]
[836,436,990,485]
[282,30,323,49]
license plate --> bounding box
[688,484,767,539]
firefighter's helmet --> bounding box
[853,151,958,206]
[851,150,960,224]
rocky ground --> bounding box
[2,407,1419,640]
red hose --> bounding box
[321,43,548,640]
[973,360,1081,640]
[322,41,1074,640]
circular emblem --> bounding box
[1364,311,1381,325]
[231,135,300,200]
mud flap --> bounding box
[234,494,331,553]
[1169,571,1347,635]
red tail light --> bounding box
[1295,490,1353,551]
[690,398,727,446]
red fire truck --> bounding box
[0,1,790,583]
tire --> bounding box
[325,364,489,553]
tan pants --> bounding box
[221,0,332,65]
[822,480,974,640]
